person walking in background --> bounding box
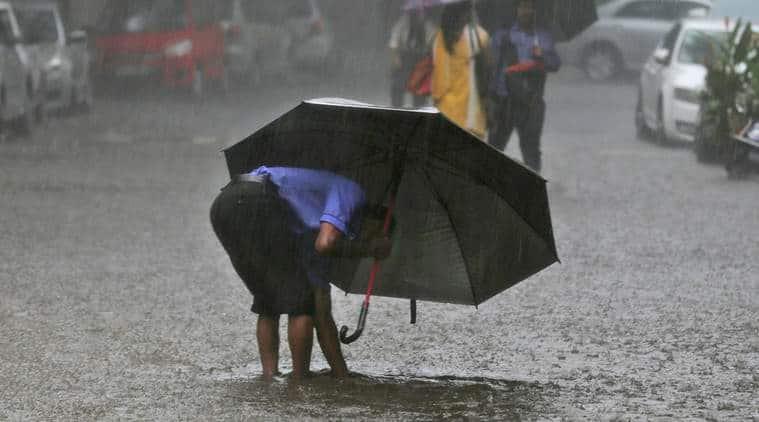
[388,8,437,108]
[489,0,560,173]
[431,2,490,139]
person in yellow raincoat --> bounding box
[432,2,490,139]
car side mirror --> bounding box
[653,47,671,64]
[68,30,87,44]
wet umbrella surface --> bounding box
[0,1,758,421]
[224,99,557,307]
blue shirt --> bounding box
[251,166,367,290]
[491,24,561,98]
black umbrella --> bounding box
[223,98,558,342]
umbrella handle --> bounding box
[339,301,369,344]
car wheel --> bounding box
[192,67,204,98]
[654,98,668,145]
[694,120,717,163]
[635,89,651,140]
[216,66,230,94]
[76,77,94,114]
[17,93,35,137]
[34,87,47,126]
[0,87,6,140]
[583,45,622,82]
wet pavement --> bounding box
[1,59,758,420]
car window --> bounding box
[0,10,15,44]
[100,0,153,33]
[615,1,669,20]
[661,23,681,50]
[192,0,222,27]
[242,2,281,22]
[218,0,234,20]
[678,29,727,65]
[282,0,313,19]
[241,1,313,23]
[16,9,59,43]
[148,0,187,31]
[99,0,187,33]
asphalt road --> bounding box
[1,61,758,420]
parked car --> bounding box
[0,0,45,136]
[636,19,734,143]
[14,0,92,113]
[94,0,227,96]
[219,0,337,82]
[558,0,711,81]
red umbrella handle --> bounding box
[364,195,396,302]
[339,196,397,344]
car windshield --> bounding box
[100,0,187,34]
[709,0,759,22]
[16,9,59,43]
[243,1,314,23]
[678,29,728,65]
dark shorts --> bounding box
[210,179,315,317]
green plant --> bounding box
[699,20,759,158]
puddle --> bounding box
[210,365,558,419]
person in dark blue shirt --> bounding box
[489,0,560,172]
[210,167,391,379]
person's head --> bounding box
[517,0,537,29]
[440,1,471,54]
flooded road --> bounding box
[1,57,758,420]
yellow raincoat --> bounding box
[431,25,490,139]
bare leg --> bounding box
[287,314,314,379]
[256,315,280,379]
[313,288,348,377]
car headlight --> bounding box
[674,87,701,104]
[46,56,63,70]
[164,40,192,57]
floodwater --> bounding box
[1,50,758,419]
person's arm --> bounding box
[314,222,391,259]
[534,31,561,73]
[431,32,450,104]
[506,60,544,74]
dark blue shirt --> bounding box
[491,24,561,98]
[251,166,367,290]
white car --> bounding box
[558,0,711,81]
[0,0,45,136]
[636,19,745,143]
[219,0,337,81]
[14,0,92,113]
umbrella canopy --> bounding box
[403,0,598,42]
[223,98,558,306]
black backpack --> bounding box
[497,33,546,105]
